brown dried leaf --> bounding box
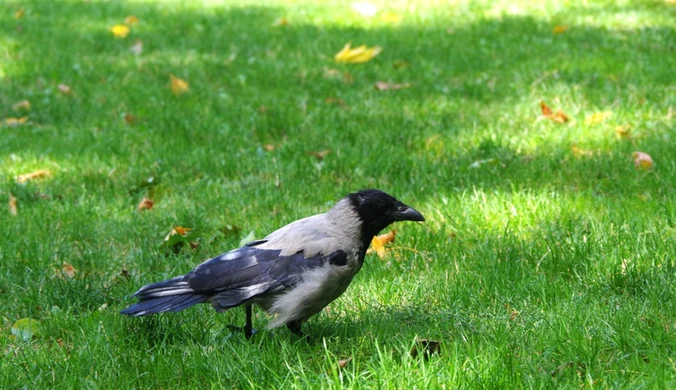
[374,81,411,91]
[633,151,654,170]
[337,357,352,369]
[124,113,138,125]
[540,101,569,123]
[410,338,441,360]
[62,262,76,279]
[12,100,31,111]
[137,197,154,211]
[9,193,18,216]
[58,83,72,94]
[17,169,52,183]
[324,97,346,108]
[306,149,331,160]
[263,144,275,152]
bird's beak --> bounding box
[394,205,425,222]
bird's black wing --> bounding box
[185,244,347,310]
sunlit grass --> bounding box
[1,0,675,388]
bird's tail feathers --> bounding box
[120,276,208,316]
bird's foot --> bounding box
[226,324,257,339]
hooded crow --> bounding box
[121,189,425,338]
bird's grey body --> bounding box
[121,189,424,338]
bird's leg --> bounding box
[244,304,253,340]
[286,320,304,338]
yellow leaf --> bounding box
[615,125,631,138]
[170,74,189,95]
[62,262,77,279]
[335,43,382,64]
[15,8,24,19]
[571,145,593,157]
[9,193,17,216]
[12,100,31,111]
[111,24,130,38]
[539,101,569,123]
[3,117,28,127]
[272,17,288,26]
[381,12,402,23]
[367,230,396,258]
[552,25,568,34]
[632,151,654,170]
[124,15,139,25]
[585,111,612,125]
[137,197,154,211]
[16,169,51,183]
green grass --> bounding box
[1,0,675,387]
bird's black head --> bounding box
[346,189,425,240]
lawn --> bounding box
[1,0,675,388]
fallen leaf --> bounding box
[58,83,72,94]
[633,151,654,170]
[337,357,352,369]
[3,117,28,127]
[124,15,139,25]
[15,8,24,19]
[585,111,612,125]
[111,24,130,38]
[137,197,154,211]
[381,12,403,23]
[163,226,201,253]
[11,318,41,341]
[124,113,138,125]
[540,101,553,117]
[239,231,256,247]
[374,81,411,91]
[170,74,189,95]
[324,97,346,108]
[506,304,520,320]
[335,43,382,64]
[552,25,568,34]
[571,145,593,157]
[17,169,51,183]
[272,17,288,26]
[62,262,77,278]
[263,144,275,152]
[410,338,441,360]
[540,101,569,123]
[352,2,377,17]
[9,193,17,216]
[615,125,631,138]
[392,60,409,69]
[367,230,396,258]
[469,158,498,168]
[306,149,331,160]
[12,100,31,111]
[129,40,143,55]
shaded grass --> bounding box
[1,0,675,388]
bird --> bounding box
[120,189,425,339]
